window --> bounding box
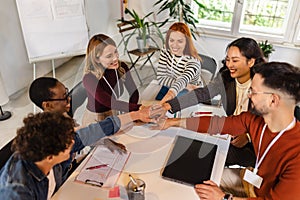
[192,0,300,45]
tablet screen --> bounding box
[161,135,217,186]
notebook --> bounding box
[161,135,217,186]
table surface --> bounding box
[52,104,230,200]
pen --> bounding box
[195,111,212,115]
[86,164,109,170]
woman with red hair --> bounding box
[140,22,202,104]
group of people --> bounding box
[0,20,300,200]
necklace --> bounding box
[170,54,183,78]
[102,69,120,99]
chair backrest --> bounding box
[67,81,87,118]
[0,140,13,170]
[198,53,217,85]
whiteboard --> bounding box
[16,0,89,63]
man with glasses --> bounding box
[154,62,300,199]
[29,77,71,116]
[28,77,160,181]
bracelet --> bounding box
[222,193,233,200]
[246,133,252,143]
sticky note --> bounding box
[108,186,120,198]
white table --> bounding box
[52,104,229,200]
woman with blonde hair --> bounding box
[82,34,141,126]
[140,22,202,104]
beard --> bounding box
[249,99,267,116]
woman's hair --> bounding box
[165,22,201,60]
[12,112,75,162]
[226,37,266,77]
[84,34,125,79]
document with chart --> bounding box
[75,145,130,188]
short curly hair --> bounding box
[12,112,75,162]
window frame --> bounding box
[192,0,300,46]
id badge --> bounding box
[243,169,263,189]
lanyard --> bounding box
[254,117,296,174]
[103,69,120,99]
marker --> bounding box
[86,164,109,170]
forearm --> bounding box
[166,87,208,113]
[118,111,139,126]
[77,116,121,146]
[165,118,186,129]
[117,108,154,129]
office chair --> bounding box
[198,53,217,85]
[67,81,87,118]
[0,139,13,170]
[117,20,159,85]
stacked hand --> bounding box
[149,104,167,120]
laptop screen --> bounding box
[161,135,217,186]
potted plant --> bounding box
[121,8,164,52]
[258,40,275,60]
[154,0,206,39]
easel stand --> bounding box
[33,59,56,80]
[0,106,11,121]
[32,59,56,113]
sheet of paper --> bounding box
[75,145,130,188]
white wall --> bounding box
[1,0,299,99]
[0,0,70,97]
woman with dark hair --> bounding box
[162,37,266,167]
[82,34,141,126]
[140,22,202,104]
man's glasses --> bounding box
[45,88,70,102]
[247,88,273,97]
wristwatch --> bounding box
[222,193,233,200]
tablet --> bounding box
[161,135,217,186]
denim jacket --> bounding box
[0,116,121,200]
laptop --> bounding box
[161,135,218,186]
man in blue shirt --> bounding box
[0,78,159,199]
[27,77,156,178]
[0,112,78,199]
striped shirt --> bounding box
[156,49,201,95]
